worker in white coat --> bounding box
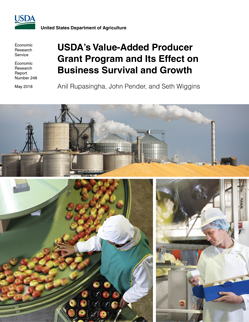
[189,208,249,322]
[57,215,153,308]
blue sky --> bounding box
[0,104,248,165]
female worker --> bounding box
[189,208,249,321]
[57,215,153,308]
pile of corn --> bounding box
[99,163,249,177]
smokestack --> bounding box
[211,121,215,165]
[137,137,140,163]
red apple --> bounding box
[16,284,24,293]
[45,275,54,283]
[92,184,99,193]
[110,195,116,203]
[45,282,53,290]
[0,294,8,301]
[69,271,78,280]
[74,181,82,189]
[90,179,96,186]
[27,262,35,269]
[98,208,105,216]
[39,258,46,266]
[75,203,83,212]
[99,310,108,319]
[36,253,44,260]
[49,268,57,276]
[70,222,78,230]
[58,256,65,263]
[93,281,101,288]
[9,258,18,266]
[69,298,77,307]
[70,262,77,270]
[29,280,39,287]
[37,275,46,283]
[84,235,90,241]
[66,211,74,220]
[77,262,85,271]
[83,203,89,210]
[89,199,96,207]
[78,309,87,318]
[111,301,119,309]
[31,257,39,264]
[32,290,42,298]
[83,258,90,266]
[6,275,14,283]
[14,294,23,302]
[117,200,124,208]
[52,252,60,260]
[95,202,102,209]
[27,286,35,294]
[35,284,45,292]
[43,248,51,255]
[9,284,17,291]
[82,193,89,201]
[103,204,110,212]
[53,279,61,288]
[3,263,11,271]
[80,299,88,307]
[1,286,9,294]
[65,257,74,265]
[61,278,69,286]
[20,259,29,266]
[22,294,31,302]
[104,281,111,289]
[112,291,120,299]
[59,262,67,271]
[35,265,43,272]
[62,233,70,241]
[7,290,16,299]
[0,280,9,287]
[78,231,85,239]
[81,290,89,298]
[74,213,81,222]
[15,279,23,285]
[67,202,74,211]
[24,277,32,285]
[102,291,110,298]
[18,265,27,272]
[30,272,39,280]
[68,239,76,246]
[53,259,60,267]
[79,208,86,215]
[42,266,50,274]
[5,269,13,276]
[68,309,76,317]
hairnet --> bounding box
[98,215,135,244]
[201,218,230,232]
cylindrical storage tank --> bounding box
[2,154,21,177]
[132,134,168,162]
[69,123,93,151]
[20,153,43,177]
[77,153,103,171]
[71,154,78,169]
[43,123,69,151]
[95,133,132,153]
[42,152,71,177]
[104,153,132,171]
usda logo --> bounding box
[15,15,35,29]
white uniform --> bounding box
[74,227,153,303]
[197,241,249,322]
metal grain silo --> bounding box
[95,133,132,153]
[20,153,43,177]
[2,154,21,177]
[69,120,94,151]
[42,152,71,177]
[104,152,132,171]
[77,152,104,171]
[132,134,168,162]
[43,123,69,151]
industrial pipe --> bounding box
[137,137,140,163]
[211,121,215,165]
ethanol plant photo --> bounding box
[0,104,249,177]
